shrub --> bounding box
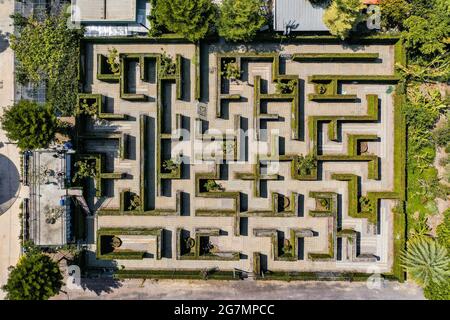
[275,79,297,94]
[424,280,450,300]
[72,159,97,183]
[221,61,241,80]
[0,100,59,150]
[162,159,179,172]
[159,50,177,77]
[76,99,98,117]
[204,180,223,192]
[217,0,267,42]
[107,48,120,75]
[295,154,317,176]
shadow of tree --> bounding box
[0,31,10,54]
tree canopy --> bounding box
[323,0,365,40]
[2,252,63,300]
[152,0,217,42]
[0,100,60,150]
[217,0,267,42]
[10,10,83,115]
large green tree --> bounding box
[401,237,450,287]
[10,10,83,115]
[217,0,267,42]
[0,100,60,150]
[152,0,217,42]
[2,252,63,300]
[323,0,365,40]
[379,0,412,30]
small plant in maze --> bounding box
[128,194,142,211]
[159,50,176,77]
[107,47,120,75]
[76,99,98,117]
[282,239,293,257]
[204,179,224,192]
[295,154,317,176]
[162,158,179,173]
[275,79,297,94]
[72,159,97,183]
[318,198,330,211]
[184,237,195,254]
[359,196,373,213]
[221,60,241,80]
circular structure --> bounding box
[0,154,21,215]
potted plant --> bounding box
[107,47,120,75]
[204,179,223,192]
[221,60,241,82]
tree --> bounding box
[217,0,267,42]
[322,0,365,40]
[400,237,450,287]
[2,252,63,300]
[0,100,59,150]
[153,0,217,42]
[9,10,84,115]
[379,0,411,30]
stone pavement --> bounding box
[0,0,22,300]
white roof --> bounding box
[72,0,137,23]
[273,0,329,32]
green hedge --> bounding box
[293,53,379,62]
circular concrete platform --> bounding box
[0,154,20,215]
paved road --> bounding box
[54,279,424,300]
[0,0,22,300]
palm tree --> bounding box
[401,237,450,287]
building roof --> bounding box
[72,0,137,23]
[273,0,328,32]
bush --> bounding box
[217,0,267,42]
[424,280,450,300]
[0,100,60,150]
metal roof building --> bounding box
[273,0,329,32]
[72,0,137,23]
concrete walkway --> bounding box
[0,0,22,300]
[54,279,424,300]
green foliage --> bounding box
[152,0,217,42]
[76,99,98,117]
[221,61,241,80]
[405,87,447,223]
[322,0,365,40]
[0,100,59,150]
[437,209,450,252]
[107,48,120,75]
[295,154,317,176]
[359,196,373,213]
[398,0,450,74]
[433,115,450,147]
[217,0,267,42]
[128,194,142,211]
[72,160,97,183]
[2,252,63,300]
[9,11,83,115]
[159,51,177,77]
[275,79,297,94]
[162,159,179,172]
[379,0,411,30]
[424,279,450,300]
[400,237,450,287]
[204,179,223,192]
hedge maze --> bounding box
[76,37,406,281]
